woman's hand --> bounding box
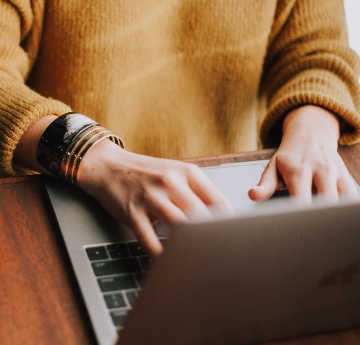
[249,105,359,203]
[13,114,233,258]
[77,140,234,257]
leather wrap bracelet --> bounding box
[36,112,124,186]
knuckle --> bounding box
[276,156,308,177]
[290,164,306,176]
[183,162,201,175]
[158,162,200,187]
[280,161,305,177]
[317,161,334,175]
[157,169,181,189]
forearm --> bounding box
[13,114,58,175]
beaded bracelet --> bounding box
[36,112,124,185]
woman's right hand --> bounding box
[77,139,233,257]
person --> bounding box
[1,0,360,257]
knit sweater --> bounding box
[0,0,360,176]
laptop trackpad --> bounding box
[202,161,267,212]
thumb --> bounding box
[248,159,282,201]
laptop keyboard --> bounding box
[85,239,167,329]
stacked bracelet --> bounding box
[36,112,124,186]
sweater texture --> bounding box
[1,0,360,176]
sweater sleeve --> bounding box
[259,0,360,148]
[0,0,71,176]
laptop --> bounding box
[45,160,360,345]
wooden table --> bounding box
[1,147,360,345]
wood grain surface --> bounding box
[0,175,96,345]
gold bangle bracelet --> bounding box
[61,126,105,175]
[66,130,113,185]
[62,127,111,180]
[60,125,124,186]
[70,133,119,186]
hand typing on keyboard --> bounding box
[249,106,360,204]
[77,141,234,257]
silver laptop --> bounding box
[46,160,360,345]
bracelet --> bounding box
[36,113,97,176]
[61,126,124,186]
[36,112,124,185]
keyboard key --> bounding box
[98,275,138,292]
[104,293,126,309]
[127,241,146,256]
[126,290,139,307]
[92,258,142,276]
[107,243,130,258]
[111,309,128,327]
[86,246,108,261]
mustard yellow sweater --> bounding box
[1,0,360,176]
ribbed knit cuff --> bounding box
[260,69,360,148]
[0,81,71,176]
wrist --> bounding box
[76,138,129,192]
[283,105,340,144]
[35,112,124,186]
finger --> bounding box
[282,164,313,204]
[145,193,189,224]
[248,159,279,201]
[169,184,215,220]
[129,210,164,257]
[186,165,234,213]
[337,174,360,200]
[145,185,216,224]
[312,171,339,202]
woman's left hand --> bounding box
[249,105,359,203]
